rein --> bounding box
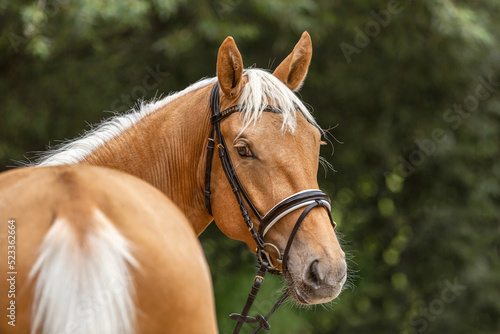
[204,82,336,334]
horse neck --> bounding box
[83,84,214,234]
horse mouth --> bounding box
[291,286,310,304]
[284,271,312,305]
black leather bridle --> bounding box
[204,82,336,334]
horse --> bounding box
[0,164,217,334]
[0,31,347,333]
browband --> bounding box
[210,104,282,125]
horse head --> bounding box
[208,32,347,305]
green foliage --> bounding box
[1,0,499,333]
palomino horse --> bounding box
[0,31,347,333]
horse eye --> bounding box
[237,146,253,157]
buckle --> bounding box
[256,243,282,271]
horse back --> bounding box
[0,165,217,334]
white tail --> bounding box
[29,210,138,334]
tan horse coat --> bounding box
[0,165,217,333]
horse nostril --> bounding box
[305,260,322,289]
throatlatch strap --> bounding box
[204,82,221,214]
[204,127,216,215]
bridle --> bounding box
[204,82,336,334]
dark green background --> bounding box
[1,0,499,333]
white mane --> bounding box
[35,77,217,166]
[35,68,318,167]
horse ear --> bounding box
[217,37,244,98]
[273,31,312,92]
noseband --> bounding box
[204,82,336,334]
